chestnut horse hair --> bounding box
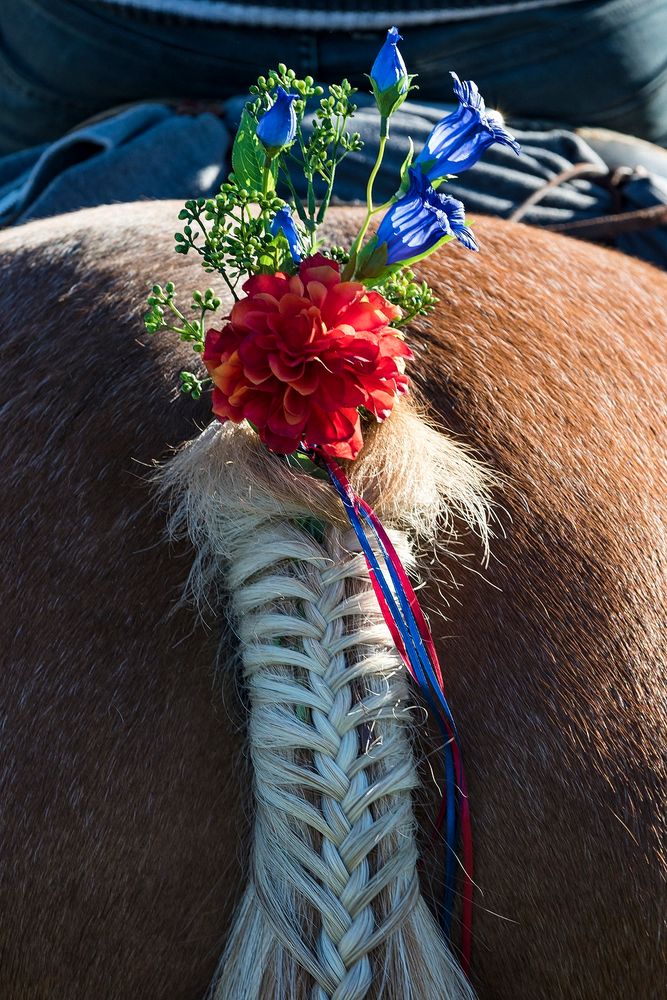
[0,203,664,1000]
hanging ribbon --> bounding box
[317,451,473,976]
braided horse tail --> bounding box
[159,402,492,1000]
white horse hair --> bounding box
[158,403,492,999]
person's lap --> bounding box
[1,0,666,157]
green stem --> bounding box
[395,308,419,327]
[166,299,199,340]
[262,156,272,196]
[350,117,388,257]
[161,325,191,338]
[306,173,316,222]
[191,212,239,301]
[280,166,309,226]
[219,267,240,302]
[370,193,397,217]
[294,125,317,224]
[317,119,345,226]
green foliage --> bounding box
[173,183,288,296]
[305,81,363,224]
[179,370,211,399]
[232,107,276,193]
[245,70,362,239]
[397,137,414,194]
[160,70,369,302]
[146,58,442,399]
[349,237,388,281]
[144,281,221,347]
[247,65,323,117]
[379,268,439,324]
[320,245,350,265]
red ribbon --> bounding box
[320,454,473,975]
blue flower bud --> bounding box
[269,205,303,263]
[370,26,410,119]
[414,72,520,181]
[376,167,478,266]
[256,86,298,153]
[371,26,408,94]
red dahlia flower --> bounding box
[202,254,412,459]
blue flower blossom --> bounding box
[256,87,297,152]
[376,167,478,266]
[414,72,520,180]
[270,205,302,262]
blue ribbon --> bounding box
[325,462,463,931]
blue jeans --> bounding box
[0,0,666,156]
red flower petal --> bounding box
[299,253,341,289]
[317,372,367,410]
[268,353,306,382]
[214,351,245,396]
[366,290,402,323]
[211,386,244,423]
[206,254,410,458]
[378,331,414,359]
[260,426,303,454]
[289,364,317,396]
[203,324,241,369]
[306,405,359,445]
[242,271,291,299]
[305,280,328,309]
[231,299,278,335]
[237,336,274,384]
[278,292,312,317]
[243,386,280,427]
[319,417,364,459]
[283,386,311,425]
[320,282,363,328]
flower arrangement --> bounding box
[148,27,517,992]
[145,27,518,462]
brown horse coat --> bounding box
[0,203,665,999]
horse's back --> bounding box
[0,203,664,998]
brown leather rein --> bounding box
[509,162,667,242]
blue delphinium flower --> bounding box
[270,205,302,262]
[256,86,298,152]
[369,26,410,119]
[414,72,520,181]
[376,167,478,265]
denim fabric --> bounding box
[0,103,229,226]
[0,0,666,156]
[1,0,665,267]
[3,92,666,269]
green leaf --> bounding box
[340,250,357,282]
[354,237,389,281]
[397,137,414,195]
[231,108,270,194]
[431,172,457,190]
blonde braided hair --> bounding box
[160,405,491,999]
